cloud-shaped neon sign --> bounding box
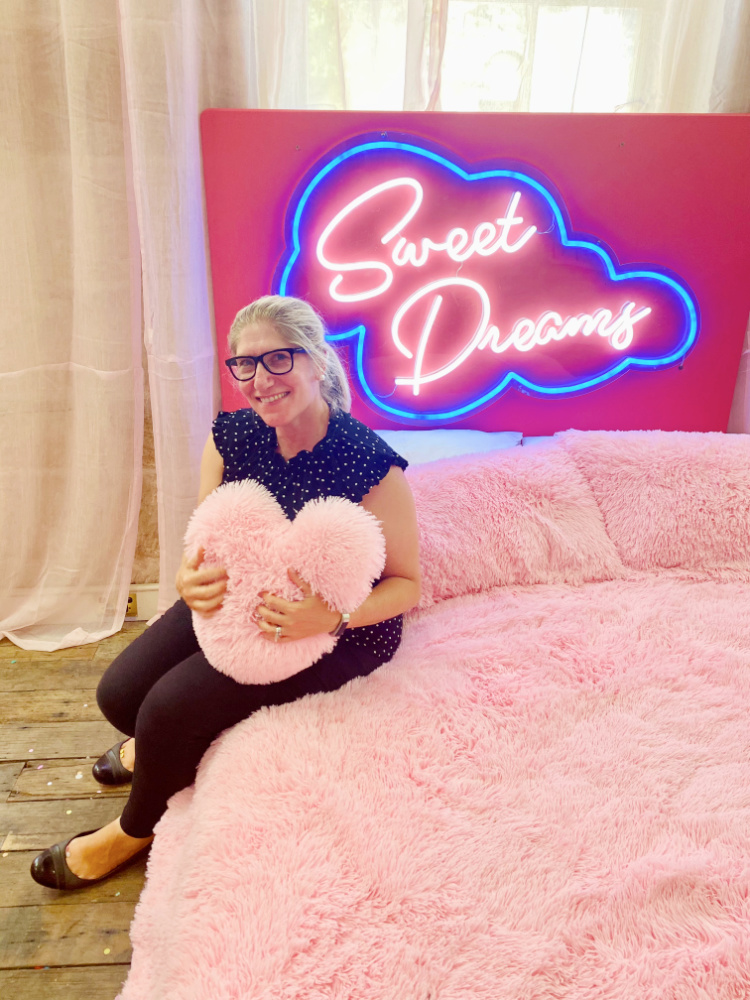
[275,136,699,421]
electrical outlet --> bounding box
[126,584,158,621]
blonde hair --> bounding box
[228,296,351,413]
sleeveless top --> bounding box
[212,408,409,665]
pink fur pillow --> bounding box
[407,447,624,608]
[559,430,750,575]
[184,482,386,684]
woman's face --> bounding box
[233,321,324,430]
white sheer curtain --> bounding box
[2,0,749,646]
[118,0,251,620]
[716,0,750,431]
[0,1,143,650]
[306,0,747,115]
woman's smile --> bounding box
[256,390,290,405]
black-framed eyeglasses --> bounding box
[224,348,307,382]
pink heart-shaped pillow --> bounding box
[183,481,386,684]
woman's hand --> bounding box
[176,548,228,615]
[256,569,341,642]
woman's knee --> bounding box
[95,632,157,733]
[96,655,135,733]
[96,602,198,734]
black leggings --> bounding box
[96,599,384,838]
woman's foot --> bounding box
[64,817,152,881]
[30,816,153,890]
[120,738,135,771]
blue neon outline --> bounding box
[275,139,699,421]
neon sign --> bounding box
[275,137,699,421]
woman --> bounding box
[31,295,421,890]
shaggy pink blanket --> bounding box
[120,432,750,999]
[120,574,750,999]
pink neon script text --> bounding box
[315,179,538,302]
[391,279,652,395]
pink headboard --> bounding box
[201,110,750,434]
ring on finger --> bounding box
[274,625,282,643]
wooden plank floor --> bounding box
[0,623,148,1000]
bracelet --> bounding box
[329,612,350,637]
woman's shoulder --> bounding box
[327,411,408,471]
[212,408,270,459]
[213,408,263,436]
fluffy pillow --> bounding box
[559,430,750,575]
[184,482,386,684]
[407,446,624,608]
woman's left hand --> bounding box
[256,568,341,642]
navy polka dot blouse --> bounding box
[212,408,409,665]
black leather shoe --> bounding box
[30,829,101,890]
[30,829,151,891]
[92,740,133,785]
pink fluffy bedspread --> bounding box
[119,433,750,1000]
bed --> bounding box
[119,429,750,1000]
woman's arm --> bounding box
[197,432,225,504]
[257,466,421,639]
[175,433,228,613]
[348,465,421,625]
